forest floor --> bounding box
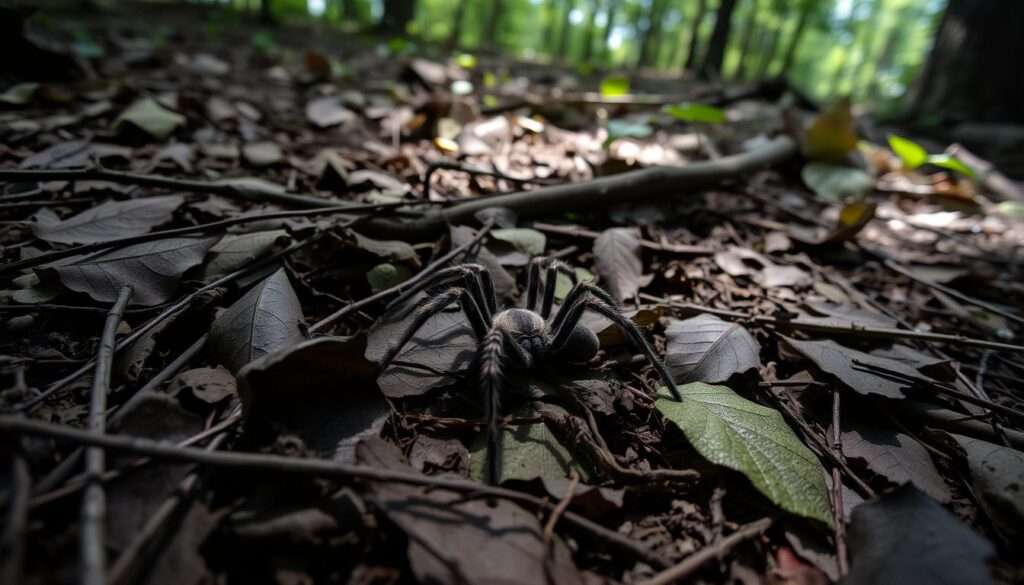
[2,3,1024,585]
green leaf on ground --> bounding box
[925,154,978,179]
[664,102,727,124]
[887,135,928,169]
[367,263,413,292]
[600,75,630,97]
[469,413,592,484]
[491,228,547,256]
[0,82,40,106]
[655,382,832,526]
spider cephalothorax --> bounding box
[381,257,681,484]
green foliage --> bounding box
[600,75,630,98]
[887,134,928,169]
[801,162,874,202]
[604,118,653,148]
[655,383,833,526]
[887,135,978,178]
[664,103,727,124]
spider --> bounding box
[380,257,681,484]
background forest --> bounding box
[223,0,940,111]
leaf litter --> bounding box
[0,8,1022,585]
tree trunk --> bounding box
[447,0,468,48]
[557,0,576,58]
[779,0,812,74]
[380,0,415,33]
[601,0,620,61]
[580,0,599,62]
[683,0,707,71]
[637,0,667,68]
[701,0,740,80]
[734,0,759,80]
[259,0,274,24]
[484,0,504,49]
[909,0,1024,123]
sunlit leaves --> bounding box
[887,134,978,178]
[599,75,630,97]
[664,102,727,124]
[887,135,928,169]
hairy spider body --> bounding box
[381,258,681,485]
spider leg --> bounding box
[539,259,576,319]
[550,281,618,333]
[525,257,543,312]
[381,287,489,369]
[551,287,682,400]
[478,328,506,485]
[387,264,494,320]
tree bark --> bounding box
[447,0,468,48]
[683,0,707,71]
[379,0,415,33]
[735,0,760,80]
[701,0,740,80]
[779,0,812,74]
[601,0,620,61]
[484,0,504,49]
[909,0,1024,123]
[637,0,667,67]
[580,0,598,62]
[557,0,576,58]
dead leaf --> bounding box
[594,227,645,303]
[665,314,761,384]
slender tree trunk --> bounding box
[601,0,620,61]
[849,0,883,99]
[779,0,812,74]
[829,0,862,95]
[557,0,576,58]
[701,0,740,80]
[909,0,1024,123]
[259,0,274,24]
[484,0,505,49]
[447,0,468,48]
[637,0,667,67]
[735,0,760,80]
[683,0,707,71]
[756,0,785,78]
[380,0,415,33]
[581,0,599,62]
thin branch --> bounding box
[356,136,799,239]
[0,167,347,209]
[830,389,849,577]
[533,222,714,256]
[81,285,133,585]
[1,201,401,275]
[309,219,496,333]
[640,294,1024,354]
[0,415,671,571]
[0,445,30,585]
[637,517,774,585]
[17,234,321,413]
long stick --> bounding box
[637,517,773,585]
[0,415,669,570]
[80,285,133,585]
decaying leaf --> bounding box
[359,439,586,585]
[593,227,644,303]
[664,314,761,384]
[113,97,186,140]
[842,418,951,503]
[845,485,994,585]
[40,235,218,306]
[238,336,385,463]
[209,268,307,374]
[656,383,833,526]
[948,434,1024,549]
[31,195,183,245]
[803,97,858,162]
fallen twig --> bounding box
[640,294,1024,354]
[0,415,671,571]
[81,285,133,585]
[1,201,401,275]
[533,222,714,256]
[357,136,798,239]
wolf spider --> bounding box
[381,257,681,484]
